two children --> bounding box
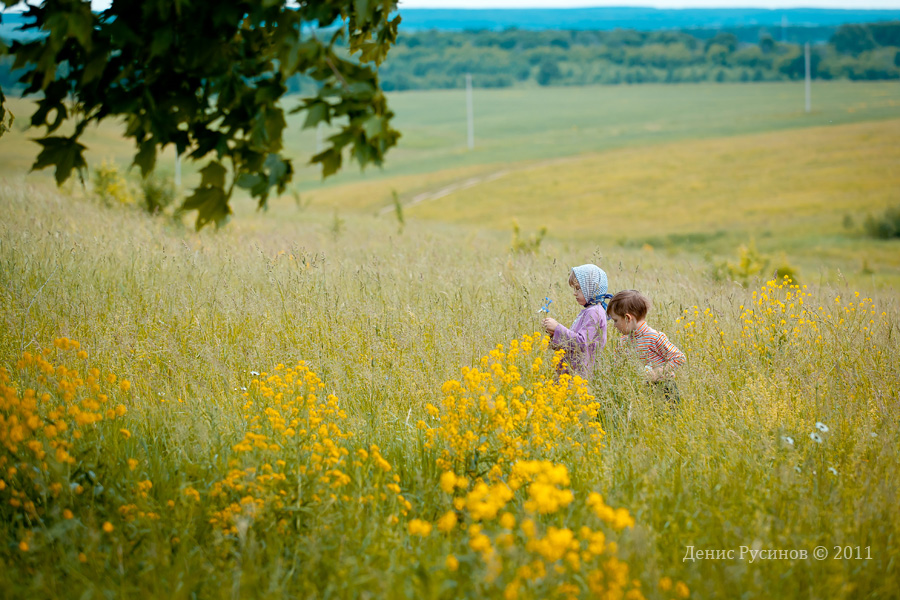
[542,266,684,397]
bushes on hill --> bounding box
[864,206,900,239]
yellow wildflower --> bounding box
[436,510,458,533]
[446,555,459,571]
[408,519,432,537]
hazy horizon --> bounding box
[4,1,900,11]
[399,0,900,7]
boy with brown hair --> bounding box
[606,290,685,401]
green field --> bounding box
[1,80,899,598]
[4,80,900,187]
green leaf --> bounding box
[264,153,291,194]
[354,0,373,26]
[0,88,13,138]
[311,147,342,178]
[265,108,286,151]
[199,161,227,190]
[236,173,264,190]
[31,136,87,185]
[133,140,156,178]
[31,98,68,132]
[81,52,107,84]
[302,102,330,129]
[362,115,384,139]
[149,27,173,58]
[68,7,94,49]
[181,185,230,230]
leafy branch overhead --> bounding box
[0,0,402,229]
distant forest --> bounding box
[1,20,899,95]
[372,22,900,91]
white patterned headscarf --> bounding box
[572,264,612,309]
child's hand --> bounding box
[646,366,671,382]
[542,317,559,334]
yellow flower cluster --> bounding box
[1,339,132,552]
[738,279,818,353]
[587,492,635,530]
[678,278,885,366]
[659,576,691,598]
[412,333,643,600]
[463,480,515,521]
[408,518,433,537]
[207,361,406,535]
[421,333,604,477]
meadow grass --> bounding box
[1,182,898,599]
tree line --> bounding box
[371,22,900,90]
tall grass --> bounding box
[1,183,898,598]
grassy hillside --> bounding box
[3,81,900,192]
[401,119,900,289]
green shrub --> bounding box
[864,206,900,239]
[92,160,134,206]
[510,219,546,254]
[140,176,176,215]
[772,261,800,284]
[711,239,768,286]
[711,239,800,286]
[392,189,404,234]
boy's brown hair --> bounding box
[606,290,651,320]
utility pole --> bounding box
[466,73,474,150]
[805,42,812,114]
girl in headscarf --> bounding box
[541,264,612,378]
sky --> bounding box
[398,0,900,7]
[8,0,900,11]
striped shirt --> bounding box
[620,322,685,370]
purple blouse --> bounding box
[551,304,608,377]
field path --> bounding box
[377,156,580,215]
